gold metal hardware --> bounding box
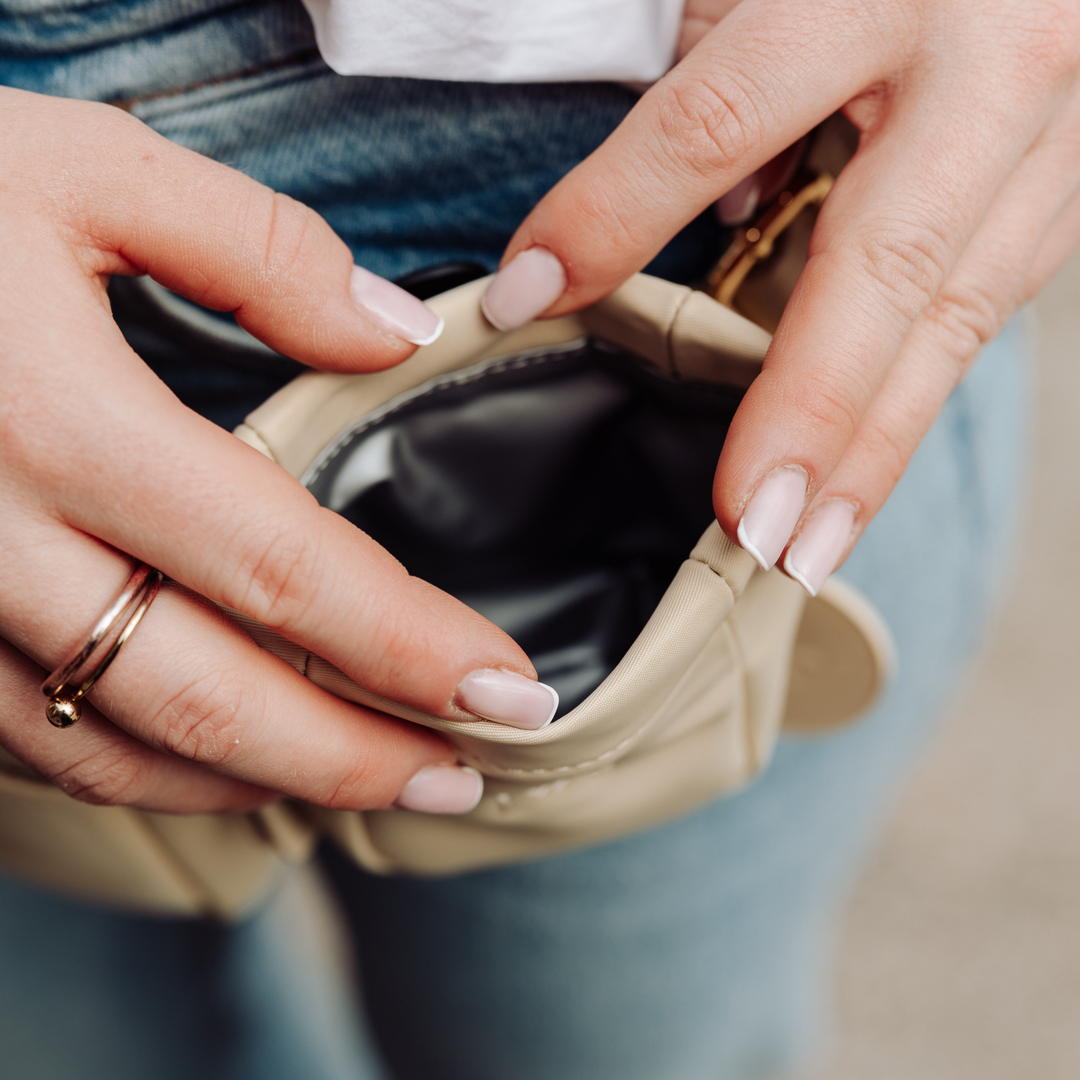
[708,172,835,311]
[41,563,163,727]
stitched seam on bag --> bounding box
[663,286,691,375]
[304,345,589,489]
[461,729,645,777]
[459,580,737,778]
[316,675,666,773]
[461,686,693,778]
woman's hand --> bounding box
[0,87,556,816]
[482,0,1080,593]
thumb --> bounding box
[20,91,442,370]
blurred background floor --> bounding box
[800,254,1080,1078]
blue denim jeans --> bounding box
[0,2,1030,1078]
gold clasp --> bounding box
[707,172,834,312]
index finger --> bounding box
[29,340,542,724]
[4,200,553,733]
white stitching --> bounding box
[306,345,588,487]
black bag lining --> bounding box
[304,341,744,717]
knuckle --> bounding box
[150,666,251,766]
[319,760,392,810]
[921,283,1007,371]
[850,225,951,324]
[785,359,872,441]
[258,191,319,280]
[855,417,912,492]
[653,70,762,180]
[224,520,323,630]
[226,188,336,313]
[49,746,149,806]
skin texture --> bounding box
[501,0,1080,575]
[0,88,537,814]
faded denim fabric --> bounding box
[0,2,1029,1078]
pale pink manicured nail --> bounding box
[396,764,483,814]
[349,265,444,346]
[783,501,856,597]
[736,466,808,572]
[480,248,567,331]
[456,669,559,730]
[716,174,762,226]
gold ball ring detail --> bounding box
[40,562,164,728]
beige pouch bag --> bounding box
[0,135,891,913]
[228,273,896,880]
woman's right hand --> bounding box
[488,0,1080,597]
[0,87,554,816]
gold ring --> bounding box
[40,562,164,728]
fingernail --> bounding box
[396,764,483,814]
[350,265,445,346]
[716,174,762,226]
[480,247,567,331]
[783,500,856,597]
[736,466,808,571]
[456,669,559,730]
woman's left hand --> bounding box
[482,0,1080,593]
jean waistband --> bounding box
[0,0,318,105]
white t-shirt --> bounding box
[300,0,684,83]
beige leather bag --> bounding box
[0,270,894,918]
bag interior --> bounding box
[304,340,744,717]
